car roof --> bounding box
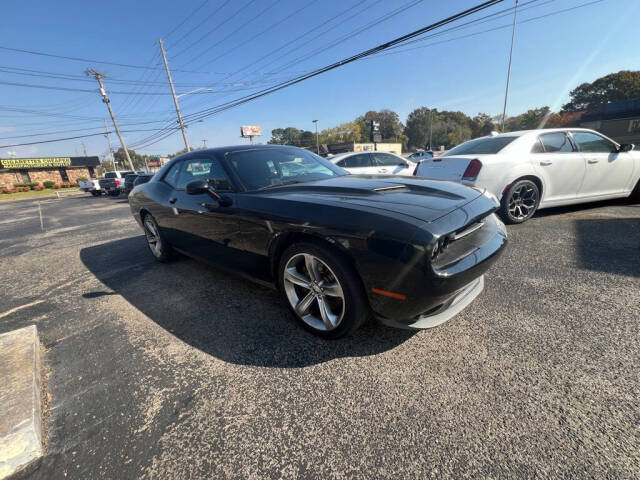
[485,127,606,139]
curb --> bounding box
[0,326,43,480]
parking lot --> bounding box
[1,194,639,479]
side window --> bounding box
[163,162,182,188]
[175,157,230,190]
[538,132,574,153]
[372,153,403,167]
[531,138,545,153]
[344,154,371,168]
[572,131,616,153]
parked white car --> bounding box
[416,128,640,223]
[407,150,434,161]
[330,151,417,176]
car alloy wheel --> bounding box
[502,179,540,223]
[282,253,345,332]
[143,217,163,259]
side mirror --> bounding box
[618,143,634,152]
[185,179,208,195]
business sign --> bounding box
[0,156,100,169]
[240,125,261,137]
[0,157,71,169]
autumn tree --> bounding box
[562,70,640,112]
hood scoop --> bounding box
[374,185,408,193]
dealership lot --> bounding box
[0,196,639,479]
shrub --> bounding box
[77,176,88,182]
[61,182,71,188]
[53,183,62,189]
[69,181,78,187]
[34,185,44,191]
[2,188,16,194]
[43,181,55,189]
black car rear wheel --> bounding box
[278,242,368,338]
[142,214,173,262]
[499,179,540,224]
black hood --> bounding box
[256,174,485,223]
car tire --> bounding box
[630,179,640,202]
[91,191,100,197]
[142,214,173,262]
[277,242,369,339]
[499,179,540,224]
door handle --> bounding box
[539,160,552,166]
[169,197,177,204]
[587,159,599,164]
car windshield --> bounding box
[444,136,518,156]
[105,172,117,178]
[226,148,345,191]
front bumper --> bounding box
[377,275,484,329]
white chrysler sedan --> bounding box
[416,128,640,223]
[330,151,417,176]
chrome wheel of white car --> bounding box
[283,253,345,332]
[500,179,540,224]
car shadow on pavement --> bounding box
[574,216,640,277]
[80,236,416,368]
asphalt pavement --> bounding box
[0,194,638,479]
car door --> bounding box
[530,131,586,204]
[371,152,412,175]
[165,155,242,266]
[340,153,375,174]
[571,130,634,197]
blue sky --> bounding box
[1,0,639,158]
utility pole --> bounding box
[312,119,319,154]
[103,118,117,172]
[159,38,190,152]
[202,139,207,148]
[81,141,88,157]
[501,0,518,132]
[86,69,135,171]
[428,109,433,150]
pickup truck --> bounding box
[98,170,136,196]
[79,179,103,196]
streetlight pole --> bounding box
[501,0,519,132]
[159,38,190,152]
[312,119,319,154]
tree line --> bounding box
[268,70,640,151]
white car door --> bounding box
[371,152,414,175]
[531,132,586,204]
[570,130,634,197]
[336,153,376,175]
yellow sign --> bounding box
[0,157,72,169]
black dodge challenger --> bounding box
[129,145,507,338]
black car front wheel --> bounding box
[142,214,173,262]
[278,242,368,338]
[499,179,540,224]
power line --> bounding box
[168,0,234,50]
[163,0,209,39]
[131,0,504,149]
[0,45,209,73]
[0,128,179,148]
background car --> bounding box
[416,128,640,223]
[129,145,506,338]
[330,151,417,176]
[132,173,154,188]
[407,150,434,162]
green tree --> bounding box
[471,113,497,137]
[355,109,405,144]
[318,122,361,144]
[405,107,433,150]
[562,70,640,112]
[503,107,551,132]
[113,148,149,171]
